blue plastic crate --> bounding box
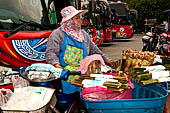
[80,81,168,113]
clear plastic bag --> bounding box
[1,86,55,113]
[12,75,30,89]
[0,89,13,106]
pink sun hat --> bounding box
[60,6,88,23]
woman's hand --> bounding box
[54,64,62,68]
[106,58,115,69]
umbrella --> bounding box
[163,9,170,13]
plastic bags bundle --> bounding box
[1,86,55,111]
[0,89,13,106]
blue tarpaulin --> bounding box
[163,9,170,13]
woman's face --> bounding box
[72,14,81,25]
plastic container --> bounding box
[0,91,57,113]
[80,81,168,113]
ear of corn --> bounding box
[117,49,156,72]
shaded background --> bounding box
[109,0,170,32]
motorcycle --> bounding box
[19,65,86,113]
[142,32,159,52]
[0,64,85,113]
[158,32,170,56]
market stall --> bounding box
[0,49,169,113]
[70,49,169,113]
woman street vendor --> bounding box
[46,6,114,85]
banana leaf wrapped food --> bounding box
[71,82,83,87]
[107,87,124,93]
[113,76,128,81]
[103,81,129,92]
[136,73,152,81]
[140,79,159,86]
[161,56,170,64]
[120,83,130,89]
[103,82,122,88]
[129,67,149,80]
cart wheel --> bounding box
[49,94,60,113]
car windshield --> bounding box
[0,0,56,31]
[110,3,127,16]
[110,3,131,25]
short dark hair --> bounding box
[154,22,158,26]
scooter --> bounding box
[142,32,159,52]
[0,65,85,113]
[18,65,85,113]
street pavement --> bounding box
[99,33,143,61]
[99,33,170,113]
